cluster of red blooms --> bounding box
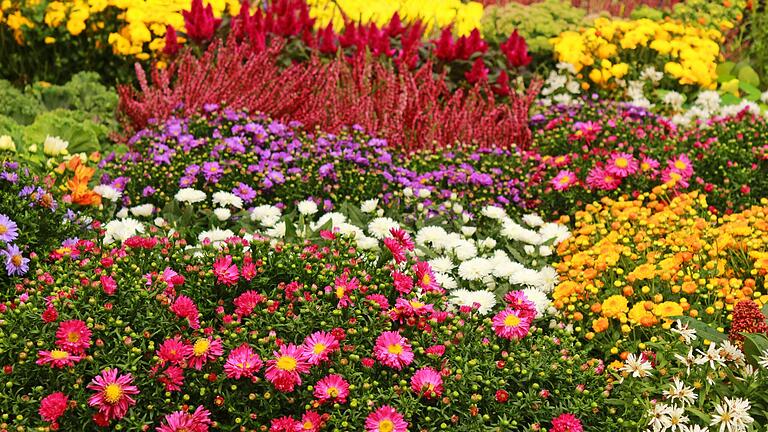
[728,299,768,348]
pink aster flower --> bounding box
[330,272,359,308]
[606,152,639,178]
[366,294,390,309]
[224,344,263,380]
[151,364,185,392]
[170,295,200,329]
[39,392,69,422]
[87,369,139,421]
[157,337,191,365]
[389,228,415,250]
[270,417,299,432]
[36,349,82,368]
[392,271,414,294]
[586,166,621,191]
[213,255,239,286]
[640,156,660,173]
[156,405,212,432]
[233,290,266,317]
[365,405,408,432]
[425,344,446,357]
[187,337,223,370]
[301,331,340,365]
[503,290,537,320]
[373,331,414,370]
[55,319,91,354]
[666,154,693,177]
[550,170,578,191]
[661,167,690,188]
[413,261,442,293]
[265,344,311,393]
[492,308,532,340]
[383,237,406,263]
[314,374,350,403]
[100,275,117,295]
[410,366,444,399]
[551,413,583,432]
[297,411,322,432]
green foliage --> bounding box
[745,7,768,90]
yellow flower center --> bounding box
[67,332,81,343]
[0,225,7,234]
[335,286,345,299]
[192,338,210,357]
[327,386,339,397]
[276,355,297,371]
[379,420,395,432]
[558,175,572,185]
[11,255,22,266]
[409,300,424,309]
[303,421,314,430]
[387,344,403,355]
[50,350,69,360]
[504,313,521,327]
[614,157,628,168]
[422,274,431,286]
[312,343,327,354]
[674,160,687,170]
[103,383,123,404]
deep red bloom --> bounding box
[500,30,532,67]
[163,25,181,56]
[182,0,221,43]
[495,389,509,403]
[39,392,69,422]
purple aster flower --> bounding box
[202,162,223,182]
[3,244,29,276]
[318,163,335,178]
[142,186,156,197]
[0,172,18,183]
[268,121,287,135]
[179,176,196,188]
[185,164,201,176]
[18,186,35,197]
[203,103,219,112]
[232,183,256,202]
[0,214,19,243]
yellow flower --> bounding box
[602,295,629,318]
[653,301,684,318]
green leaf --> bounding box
[739,81,762,101]
[672,316,727,343]
[742,333,768,367]
[720,93,741,106]
[716,61,735,79]
[761,301,768,318]
[686,406,710,423]
[738,65,761,87]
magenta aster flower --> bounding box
[389,228,415,251]
[492,308,532,340]
[298,411,322,432]
[550,170,577,191]
[661,167,690,188]
[551,413,583,432]
[331,272,359,308]
[233,290,266,317]
[265,344,310,392]
[156,405,212,432]
[0,213,19,243]
[39,392,69,423]
[413,261,442,293]
[224,343,263,380]
[383,237,406,263]
[606,153,639,178]
[410,366,444,399]
[314,374,350,403]
[585,166,621,191]
[213,255,239,286]
[301,331,339,365]
[365,405,408,432]
[666,154,693,177]
[3,244,29,276]
[503,290,537,320]
[188,337,223,370]
[55,320,92,354]
[36,349,82,368]
[157,337,191,365]
[170,295,200,329]
[373,331,414,370]
[269,416,299,432]
[87,368,139,421]
[392,271,414,294]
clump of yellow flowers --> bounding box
[307,0,484,36]
[551,17,722,91]
[553,189,768,354]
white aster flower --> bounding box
[534,266,558,293]
[43,135,69,156]
[448,289,496,315]
[357,236,379,250]
[250,205,281,224]
[663,91,685,110]
[360,199,378,213]
[663,405,689,432]
[93,184,122,202]
[539,222,571,245]
[457,257,493,281]
[198,228,234,245]
[663,377,697,407]
[297,199,318,216]
[434,272,458,290]
[130,203,154,217]
[648,402,671,432]
[521,288,551,318]
[479,238,496,250]
[757,349,768,369]
[312,212,347,230]
[175,188,206,204]
[501,219,541,244]
[710,397,753,432]
[481,205,507,220]
[415,226,448,249]
[212,191,243,209]
[103,218,144,244]
[461,226,477,237]
[115,207,129,219]
[368,217,399,239]
[452,240,478,261]
[213,208,231,221]
[429,256,454,273]
[671,320,697,344]
[265,222,286,238]
[697,343,726,370]
[522,214,545,227]
[620,353,653,378]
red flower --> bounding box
[182,0,221,43]
[500,30,532,67]
[171,295,201,329]
[495,389,509,403]
[465,58,489,84]
[163,25,181,56]
[39,392,69,422]
[213,255,239,286]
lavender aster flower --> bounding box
[0,214,19,243]
[3,244,29,276]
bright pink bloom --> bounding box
[550,170,577,191]
[365,405,408,432]
[171,295,200,329]
[661,167,690,188]
[157,337,191,365]
[224,344,263,380]
[551,413,583,432]
[425,344,446,357]
[182,0,221,43]
[156,405,212,432]
[373,331,414,370]
[270,416,299,432]
[383,237,406,263]
[606,152,639,178]
[87,369,139,421]
[241,257,257,280]
[410,366,444,398]
[366,294,390,309]
[392,271,414,294]
[667,154,693,177]
[586,166,621,191]
[187,337,223,370]
[152,365,185,392]
[55,320,91,354]
[500,29,532,67]
[100,275,117,295]
[265,344,311,393]
[331,272,359,308]
[503,290,537,320]
[233,290,266,316]
[492,308,532,340]
[389,228,415,251]
[301,331,339,365]
[413,261,442,293]
[572,121,602,142]
[465,58,489,84]
[213,255,239,286]
[39,392,69,422]
[297,411,322,432]
[314,374,350,403]
[36,349,82,368]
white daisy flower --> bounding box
[175,188,206,204]
[212,191,243,209]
